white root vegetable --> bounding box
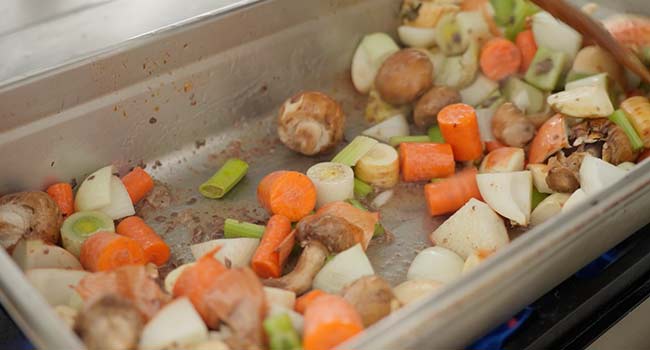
[476,171,533,226]
[263,287,296,310]
[361,114,410,143]
[532,12,582,61]
[164,263,195,294]
[579,155,627,196]
[572,46,624,89]
[531,193,571,226]
[462,251,490,274]
[618,162,636,171]
[547,85,614,118]
[139,298,208,350]
[75,165,114,211]
[307,162,355,207]
[97,176,135,220]
[12,239,82,270]
[479,147,525,173]
[351,33,400,94]
[26,268,88,306]
[435,39,479,89]
[527,164,554,194]
[312,244,374,294]
[460,74,499,107]
[355,143,399,189]
[372,190,394,209]
[393,279,442,306]
[431,198,509,259]
[407,247,464,283]
[398,26,437,48]
[565,72,609,91]
[562,189,588,213]
[190,238,260,268]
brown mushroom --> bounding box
[75,294,143,350]
[375,49,434,105]
[546,152,585,193]
[570,118,638,165]
[414,86,461,128]
[0,191,62,250]
[491,103,536,147]
[264,214,361,294]
[278,91,345,156]
[341,276,398,327]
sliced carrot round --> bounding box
[80,232,147,272]
[480,37,522,81]
[257,171,317,222]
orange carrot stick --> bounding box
[424,167,482,216]
[121,167,154,204]
[516,30,538,73]
[303,294,364,350]
[480,37,522,81]
[46,183,74,218]
[116,216,170,266]
[295,290,327,314]
[528,114,569,164]
[485,140,507,152]
[399,143,455,182]
[437,103,484,161]
[257,171,317,222]
[251,215,293,279]
[79,232,147,272]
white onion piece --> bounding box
[351,33,400,94]
[579,155,627,196]
[267,305,305,336]
[263,287,296,310]
[139,298,208,350]
[532,12,582,61]
[190,238,259,268]
[476,107,497,141]
[164,263,195,294]
[407,247,464,283]
[313,244,374,294]
[355,143,399,189]
[74,165,114,211]
[565,72,609,91]
[548,85,614,118]
[527,164,554,194]
[531,193,571,226]
[12,239,82,271]
[393,279,442,306]
[460,74,499,106]
[562,189,588,213]
[618,162,636,171]
[462,252,487,274]
[372,190,394,209]
[361,114,410,143]
[26,268,88,306]
[306,162,354,208]
[398,26,437,48]
[476,171,532,226]
[97,176,135,220]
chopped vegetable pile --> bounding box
[3,1,650,350]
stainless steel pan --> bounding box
[0,0,648,349]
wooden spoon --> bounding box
[530,0,650,83]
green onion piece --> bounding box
[332,136,378,166]
[505,0,540,40]
[373,222,385,237]
[346,198,366,210]
[490,0,514,26]
[389,135,430,147]
[531,187,548,210]
[427,126,445,143]
[263,313,302,350]
[610,110,645,151]
[224,218,265,239]
[354,178,373,198]
[199,158,249,199]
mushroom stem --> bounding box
[263,241,328,295]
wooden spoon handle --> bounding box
[530,0,650,84]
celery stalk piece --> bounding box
[490,0,514,27]
[346,198,367,211]
[524,47,567,91]
[531,187,549,211]
[609,110,645,151]
[224,219,265,239]
[332,136,378,166]
[505,0,540,40]
[354,177,373,198]
[199,158,249,199]
[389,135,430,147]
[427,126,445,143]
[263,313,302,350]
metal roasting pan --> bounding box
[0,0,649,349]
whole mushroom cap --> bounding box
[375,49,434,106]
[277,91,345,156]
[0,191,62,250]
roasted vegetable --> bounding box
[414,85,462,128]
[0,191,62,250]
[342,276,397,327]
[491,103,535,148]
[375,49,434,105]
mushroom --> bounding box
[414,86,461,128]
[277,91,345,156]
[375,49,434,105]
[546,152,585,193]
[491,103,536,148]
[341,276,398,327]
[0,191,62,250]
[570,118,638,165]
[75,294,143,350]
[264,214,362,294]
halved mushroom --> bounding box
[414,86,461,128]
[342,276,398,327]
[570,118,638,165]
[491,103,536,148]
[75,294,143,350]
[375,49,434,105]
[546,152,585,193]
[0,191,62,250]
[278,91,345,156]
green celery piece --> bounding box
[389,135,430,147]
[346,198,366,210]
[224,218,265,239]
[199,158,249,199]
[263,313,302,350]
[332,136,378,166]
[503,77,545,113]
[609,110,645,151]
[525,47,567,91]
[505,0,540,40]
[531,187,549,210]
[354,178,373,198]
[490,0,514,27]
[427,125,445,143]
